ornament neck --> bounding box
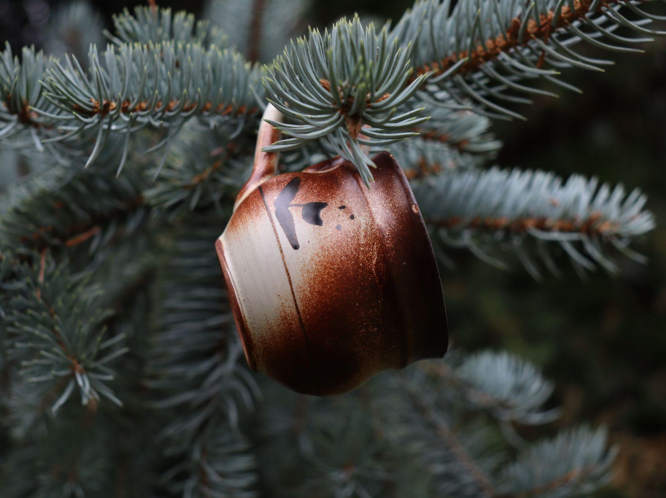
[234,104,284,211]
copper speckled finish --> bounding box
[216,105,448,396]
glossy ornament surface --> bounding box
[216,105,448,396]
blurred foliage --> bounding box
[486,41,666,497]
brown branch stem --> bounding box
[499,467,595,498]
[248,0,268,63]
[72,99,257,119]
[408,386,498,497]
[21,196,144,251]
[413,128,471,151]
[415,0,621,79]
[420,363,522,414]
[404,159,447,180]
[425,212,617,236]
[3,95,47,129]
[319,79,390,139]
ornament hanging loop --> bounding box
[234,104,284,211]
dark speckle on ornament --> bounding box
[302,202,328,226]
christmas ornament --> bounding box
[216,105,448,396]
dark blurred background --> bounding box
[2,0,665,496]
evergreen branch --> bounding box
[411,102,502,154]
[0,415,112,498]
[253,389,323,492]
[144,122,251,218]
[391,360,612,498]
[163,427,259,498]
[388,101,501,179]
[394,0,666,118]
[1,38,261,171]
[498,427,616,497]
[3,254,126,411]
[41,42,259,166]
[151,221,260,496]
[0,45,60,137]
[79,247,165,498]
[422,352,558,424]
[0,132,153,248]
[0,163,75,218]
[0,120,92,173]
[395,375,506,498]
[389,138,485,180]
[256,384,427,496]
[409,386,499,497]
[2,244,160,491]
[149,222,259,453]
[0,446,39,498]
[108,6,228,47]
[263,16,430,184]
[0,165,149,255]
[92,242,160,321]
[292,404,416,497]
[413,167,654,276]
[5,374,65,439]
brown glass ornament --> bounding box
[216,105,448,396]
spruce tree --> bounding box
[0,0,661,496]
